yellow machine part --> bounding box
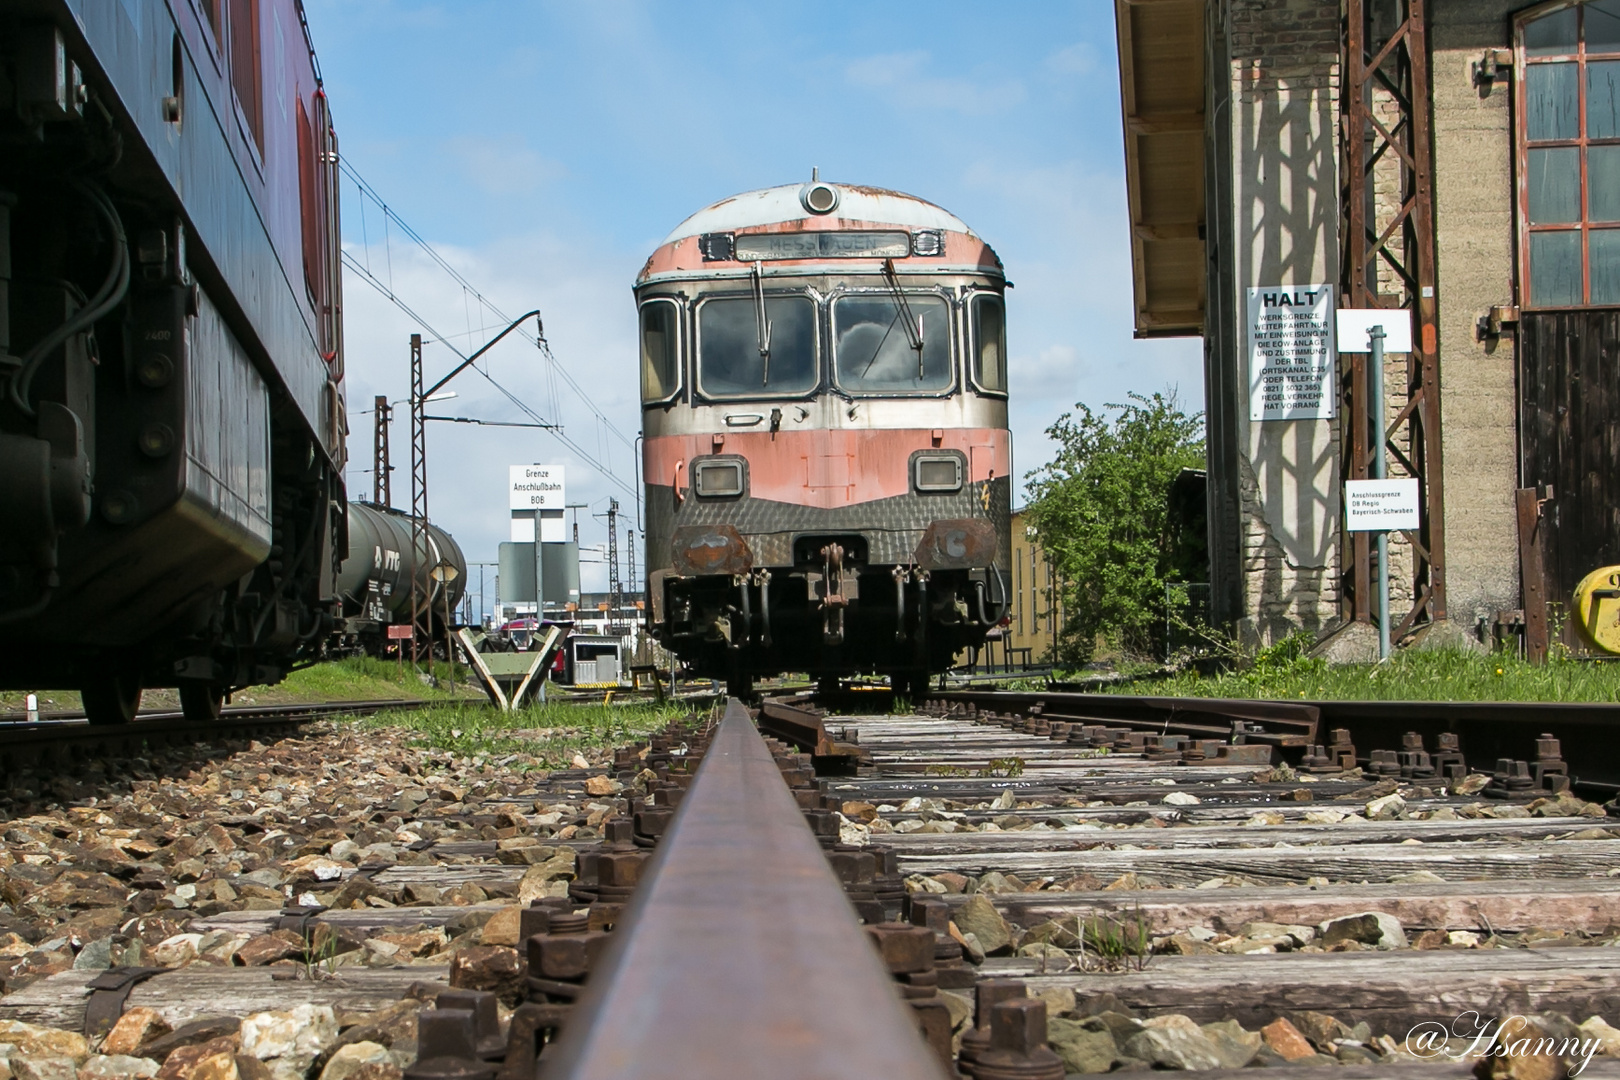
[1573,565,1620,655]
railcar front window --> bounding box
[640,300,679,402]
[832,294,951,393]
[698,295,817,397]
[971,294,1007,393]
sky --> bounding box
[304,0,1202,610]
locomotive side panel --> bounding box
[60,0,341,459]
[0,0,346,718]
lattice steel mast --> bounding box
[1340,0,1446,635]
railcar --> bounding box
[332,503,465,655]
[638,177,1012,697]
[0,1,347,722]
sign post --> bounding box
[1337,312,1415,661]
[387,623,413,678]
[510,467,565,692]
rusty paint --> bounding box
[635,182,1004,283]
[669,524,753,577]
[645,428,1010,510]
[913,518,998,571]
[639,230,997,282]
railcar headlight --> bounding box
[800,182,840,215]
[911,230,944,256]
[914,455,963,492]
[694,459,745,498]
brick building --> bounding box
[1114,0,1620,656]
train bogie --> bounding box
[638,180,1013,693]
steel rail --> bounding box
[540,699,946,1080]
[939,689,1320,746]
[0,698,428,771]
[0,697,429,726]
[935,688,1620,793]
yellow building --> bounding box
[986,507,1062,668]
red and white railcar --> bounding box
[638,176,1012,696]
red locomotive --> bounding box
[638,176,1012,696]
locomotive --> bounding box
[639,177,1012,697]
[0,2,347,723]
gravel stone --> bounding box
[78,1055,161,1079]
[1124,1016,1224,1070]
[952,895,1012,955]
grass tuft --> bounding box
[357,698,693,768]
[1107,647,1620,703]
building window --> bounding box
[1030,547,1039,632]
[1519,1,1620,306]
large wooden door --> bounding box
[1518,312,1620,635]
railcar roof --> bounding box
[660,183,976,245]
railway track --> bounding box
[0,699,427,772]
[934,688,1620,795]
[0,691,1615,1078]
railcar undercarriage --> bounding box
[651,556,1009,699]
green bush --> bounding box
[1025,391,1204,663]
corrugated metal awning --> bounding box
[1115,0,1206,338]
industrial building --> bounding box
[1114,0,1620,656]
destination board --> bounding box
[733,231,911,261]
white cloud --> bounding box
[444,136,566,196]
[954,156,1203,490]
[844,51,1026,116]
[311,0,1203,593]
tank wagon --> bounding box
[334,503,465,653]
[0,2,346,722]
[638,177,1012,697]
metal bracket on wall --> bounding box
[1475,304,1521,343]
[1472,48,1514,90]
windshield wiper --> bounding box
[751,261,773,385]
[863,258,925,379]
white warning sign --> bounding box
[1344,479,1421,532]
[1247,285,1336,421]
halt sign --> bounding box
[1344,479,1421,532]
[1247,284,1336,421]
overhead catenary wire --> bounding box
[336,163,639,500]
[341,161,633,453]
[340,249,633,497]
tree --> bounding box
[1025,391,1205,663]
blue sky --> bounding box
[305,0,1201,607]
